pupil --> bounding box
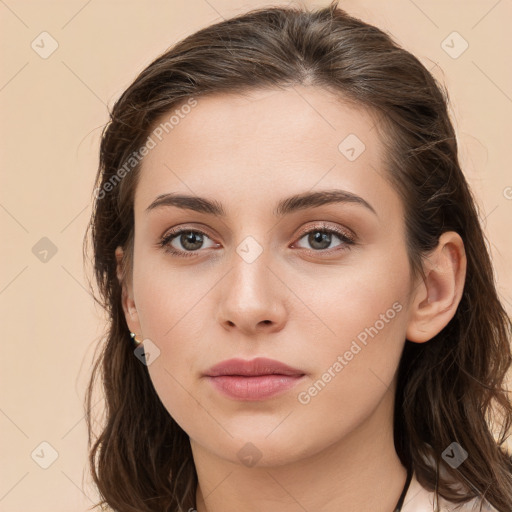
[310,231,331,250]
[183,231,203,250]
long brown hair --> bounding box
[84,2,512,510]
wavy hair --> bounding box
[84,1,512,510]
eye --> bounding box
[158,222,355,258]
[293,223,355,253]
[159,228,217,258]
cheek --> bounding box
[132,248,213,341]
[136,279,207,433]
[293,271,408,447]
[302,244,410,356]
[131,260,207,414]
[293,247,411,424]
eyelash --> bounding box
[158,222,356,259]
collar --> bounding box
[401,472,498,512]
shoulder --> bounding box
[402,472,498,512]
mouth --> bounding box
[205,356,305,377]
[204,357,306,401]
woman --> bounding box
[84,1,512,511]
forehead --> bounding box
[134,86,398,220]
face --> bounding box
[119,86,418,467]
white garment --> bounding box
[402,472,499,512]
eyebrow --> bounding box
[145,189,377,217]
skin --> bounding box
[116,86,467,512]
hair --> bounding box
[83,1,512,511]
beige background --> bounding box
[1,1,511,510]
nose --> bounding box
[215,247,287,336]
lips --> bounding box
[204,357,306,401]
[205,357,305,377]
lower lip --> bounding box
[206,374,305,401]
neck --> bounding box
[192,384,408,512]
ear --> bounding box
[115,246,142,336]
[406,231,467,343]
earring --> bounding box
[130,332,143,346]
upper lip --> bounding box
[205,357,305,377]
